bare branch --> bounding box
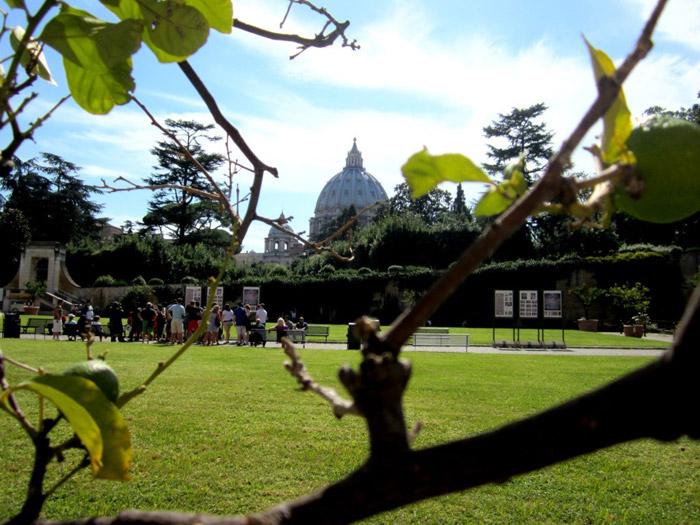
[282,339,359,419]
[234,0,359,59]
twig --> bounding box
[282,339,359,419]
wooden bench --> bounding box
[305,325,330,342]
[21,318,51,338]
[412,333,469,351]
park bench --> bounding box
[415,327,449,334]
[412,333,469,351]
[305,325,330,342]
[21,318,51,338]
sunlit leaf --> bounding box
[188,0,233,34]
[1,375,132,480]
[5,0,25,8]
[9,26,57,85]
[402,148,492,198]
[64,57,134,115]
[474,187,512,216]
[509,170,527,197]
[145,0,209,62]
[584,37,634,164]
[40,6,143,73]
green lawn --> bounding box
[326,324,669,348]
[1,339,695,523]
[6,316,669,348]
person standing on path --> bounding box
[167,298,186,344]
[233,302,248,345]
[256,303,268,326]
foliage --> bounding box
[376,182,453,226]
[0,207,31,281]
[606,282,651,325]
[141,119,228,244]
[568,284,606,319]
[482,102,556,185]
[23,280,46,302]
[0,154,103,244]
[93,275,117,286]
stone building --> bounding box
[234,213,303,266]
[309,139,388,239]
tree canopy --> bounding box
[141,119,228,245]
[0,153,103,245]
[482,102,555,185]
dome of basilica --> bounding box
[310,139,387,238]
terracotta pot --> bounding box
[623,324,644,338]
[23,305,40,315]
[577,319,599,332]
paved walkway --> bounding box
[284,331,673,357]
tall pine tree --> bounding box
[142,119,227,244]
[482,102,555,186]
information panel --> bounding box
[185,286,202,305]
[543,290,563,318]
[494,290,514,318]
[519,290,539,318]
[243,286,260,306]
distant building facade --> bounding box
[234,213,303,266]
[309,139,388,239]
[235,139,388,265]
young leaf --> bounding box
[9,26,57,85]
[1,375,132,480]
[474,187,512,216]
[188,0,233,34]
[40,6,143,73]
[402,148,492,198]
[584,37,634,164]
[64,57,135,115]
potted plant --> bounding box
[569,284,605,332]
[606,282,651,338]
[23,280,47,315]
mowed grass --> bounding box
[1,339,696,524]
[325,324,669,348]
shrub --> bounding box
[93,275,117,286]
[148,277,165,286]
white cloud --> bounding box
[623,0,700,52]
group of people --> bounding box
[49,297,308,347]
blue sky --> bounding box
[3,0,699,253]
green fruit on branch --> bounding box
[613,116,700,223]
[63,360,119,403]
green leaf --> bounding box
[584,37,634,164]
[1,375,131,480]
[5,0,25,9]
[402,148,492,198]
[144,0,210,62]
[10,26,57,85]
[474,187,512,216]
[64,57,134,115]
[40,6,143,73]
[188,0,233,34]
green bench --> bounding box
[21,318,52,338]
[305,325,330,342]
[412,333,469,351]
